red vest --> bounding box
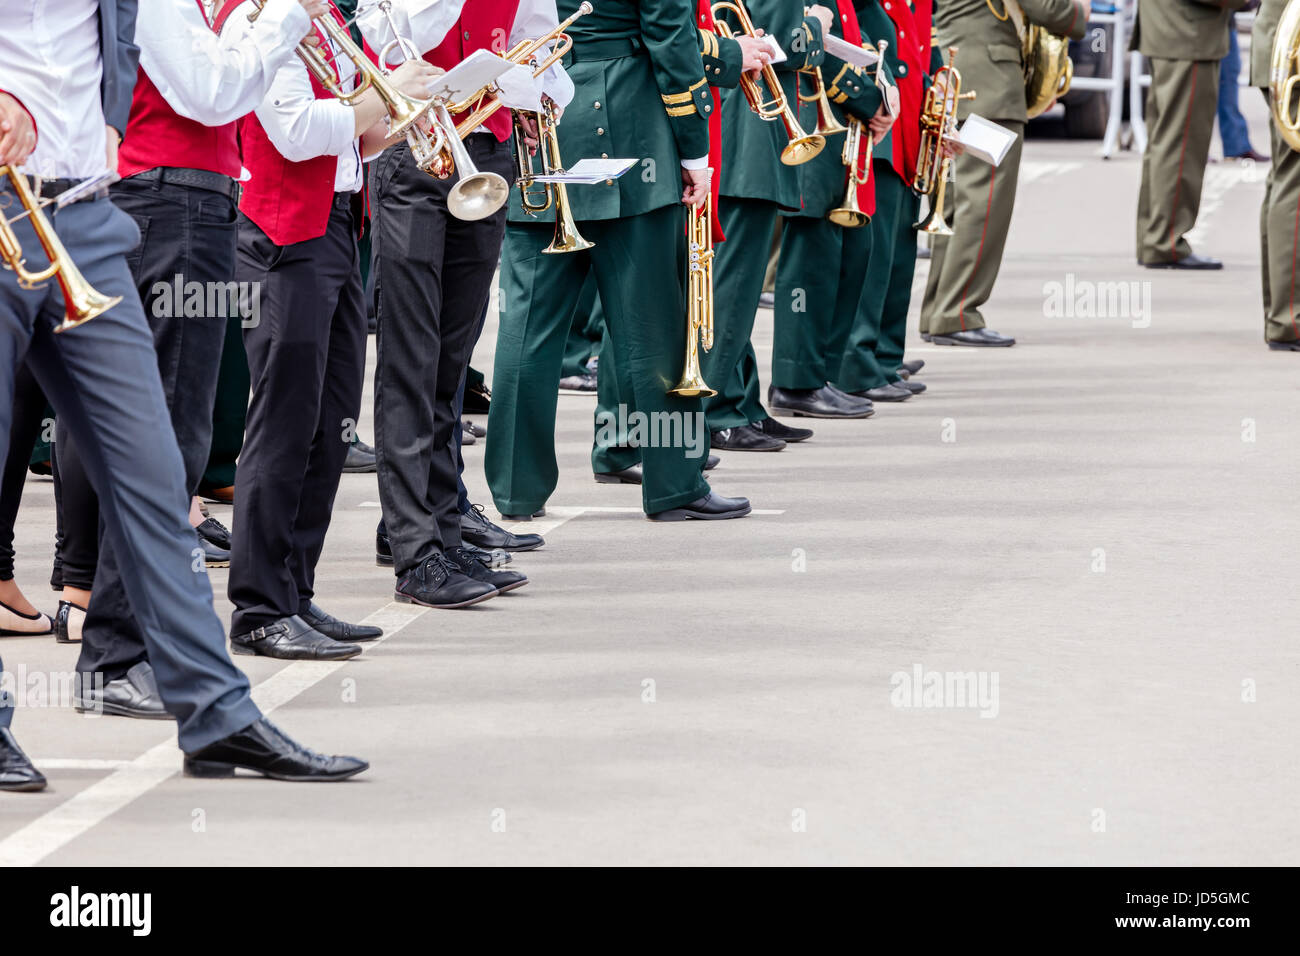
[698,1,725,241]
[835,0,875,219]
[118,1,240,179]
[235,6,342,245]
[883,0,930,184]
[422,0,522,142]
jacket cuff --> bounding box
[701,32,745,89]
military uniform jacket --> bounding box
[718,0,827,208]
[1251,0,1283,88]
[859,0,940,179]
[934,0,1087,123]
[1132,0,1252,63]
[517,0,713,223]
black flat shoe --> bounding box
[0,599,53,636]
[301,602,383,642]
[230,615,362,661]
[756,416,813,443]
[711,424,785,451]
[704,454,719,470]
[930,328,1016,347]
[0,728,46,792]
[396,553,498,608]
[852,383,911,402]
[183,718,368,782]
[74,661,170,719]
[896,378,926,394]
[768,385,873,419]
[558,374,598,392]
[343,438,377,473]
[899,359,925,375]
[595,465,642,484]
[54,599,86,644]
[1143,253,1222,270]
[196,516,231,551]
[648,491,752,521]
[445,546,528,594]
[464,419,486,438]
[461,503,544,551]
[1267,339,1300,351]
[463,381,491,414]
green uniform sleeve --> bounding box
[641,0,713,161]
[782,11,827,71]
[825,57,888,122]
[700,28,746,88]
[1020,0,1089,41]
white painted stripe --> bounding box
[0,602,428,868]
[1019,161,1082,185]
[26,759,131,771]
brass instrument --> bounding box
[1023,24,1072,119]
[1271,0,1300,151]
[711,0,825,165]
[669,196,716,398]
[798,66,848,137]
[0,168,121,332]
[912,46,974,236]
[512,102,595,254]
[829,40,888,228]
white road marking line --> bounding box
[25,759,131,771]
[1186,164,1258,248]
[0,602,428,868]
[1019,161,1082,185]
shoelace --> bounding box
[204,517,231,536]
[465,504,492,530]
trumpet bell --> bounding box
[781,133,826,166]
[667,375,716,398]
[53,283,122,333]
[828,205,870,228]
[544,205,595,254]
[447,171,512,222]
[914,206,953,236]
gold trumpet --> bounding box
[711,0,825,165]
[513,101,594,254]
[0,168,121,332]
[797,63,848,138]
[669,196,716,398]
[913,46,974,236]
[828,41,889,228]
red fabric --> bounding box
[698,1,725,241]
[834,0,875,218]
[423,0,522,142]
[884,0,929,184]
[236,5,344,245]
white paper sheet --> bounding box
[823,34,880,68]
[955,114,1017,167]
[426,49,514,104]
[532,158,637,184]
[494,63,543,113]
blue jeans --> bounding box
[1218,20,1254,158]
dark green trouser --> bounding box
[562,272,604,378]
[1136,57,1219,264]
[701,198,779,429]
[201,311,250,489]
[487,206,711,515]
[920,120,1025,335]
[1260,91,1300,344]
[835,164,919,390]
[772,215,841,389]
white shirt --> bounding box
[254,19,364,192]
[0,0,107,179]
[138,0,310,126]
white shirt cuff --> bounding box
[680,155,710,171]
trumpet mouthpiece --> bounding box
[578,2,593,14]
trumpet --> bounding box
[669,196,716,398]
[912,45,974,237]
[0,167,122,332]
[828,41,888,228]
[797,64,848,138]
[711,0,825,165]
[513,102,595,254]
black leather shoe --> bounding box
[464,419,486,438]
[200,535,230,568]
[461,503,544,551]
[1267,339,1300,351]
[559,373,598,392]
[463,381,491,413]
[930,328,1016,347]
[196,516,231,551]
[648,492,752,521]
[54,599,85,644]
[823,384,875,414]
[395,553,498,608]
[852,383,911,402]
[920,332,933,342]
[705,454,719,470]
[768,385,873,419]
[183,718,368,782]
[74,662,170,719]
[231,615,362,661]
[711,424,785,451]
[343,438,377,473]
[446,546,528,593]
[0,728,46,792]
[301,602,383,642]
[1143,253,1222,270]
[896,378,926,394]
[757,416,813,443]
[595,465,642,484]
[377,527,511,569]
[899,359,925,375]
[461,427,477,446]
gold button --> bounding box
[597,127,605,135]
[601,152,608,158]
[605,178,614,185]
[594,101,601,109]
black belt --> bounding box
[565,36,644,63]
[125,166,240,201]
[6,176,110,205]
[332,190,356,211]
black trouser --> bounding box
[228,198,366,635]
[58,177,237,682]
[0,361,48,581]
[371,135,511,576]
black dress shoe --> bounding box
[648,491,752,521]
[54,599,86,644]
[756,415,813,443]
[445,546,528,593]
[231,615,362,661]
[343,438,377,473]
[896,378,926,394]
[768,385,873,419]
[920,332,933,342]
[200,535,230,568]
[930,328,1016,347]
[196,516,232,551]
[897,367,910,379]
[461,427,477,446]
[852,383,911,402]
[183,717,368,782]
[461,504,544,551]
[463,381,492,414]
[0,728,46,792]
[463,419,486,438]
[1267,339,1300,351]
[395,554,498,608]
[899,359,925,375]
[301,602,383,642]
[1143,253,1223,270]
[595,465,642,484]
[558,373,598,392]
[823,384,875,413]
[704,454,719,470]
[711,424,785,451]
[74,662,170,719]
[377,526,511,569]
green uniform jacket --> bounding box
[518,0,712,223]
[1251,0,1284,88]
[718,0,827,208]
[1132,0,1252,62]
[934,0,1087,123]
